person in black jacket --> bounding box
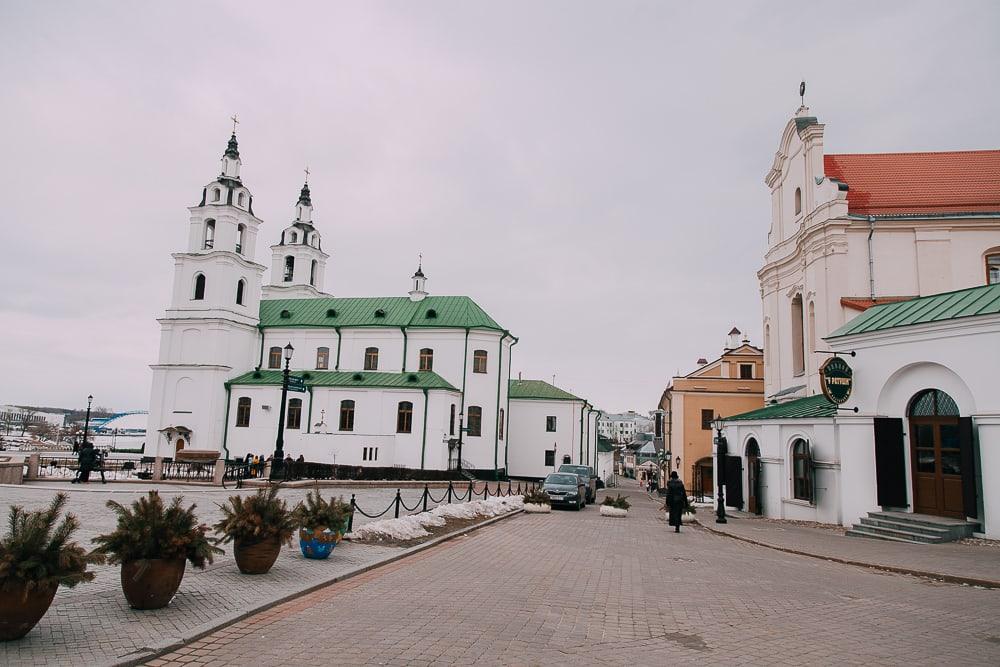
[74,442,97,483]
[665,471,688,533]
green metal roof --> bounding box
[829,283,1000,338]
[597,437,615,453]
[227,370,458,391]
[724,395,837,422]
[259,296,504,331]
[508,379,583,402]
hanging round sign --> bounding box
[819,356,853,404]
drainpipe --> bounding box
[306,386,314,434]
[579,402,586,464]
[867,215,877,301]
[400,326,408,372]
[504,336,519,471]
[493,331,508,475]
[221,384,232,459]
[255,325,265,371]
[420,388,429,469]
[459,328,470,415]
[334,326,342,370]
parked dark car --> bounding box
[558,464,597,504]
[542,473,586,510]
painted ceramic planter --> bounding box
[0,580,57,641]
[600,505,629,517]
[523,503,552,514]
[298,527,343,560]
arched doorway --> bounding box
[693,457,713,500]
[909,388,964,518]
[746,438,762,515]
[175,438,186,456]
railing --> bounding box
[36,455,154,482]
[160,460,214,482]
[222,460,268,489]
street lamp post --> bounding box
[456,411,465,471]
[83,395,94,449]
[712,415,728,524]
[271,343,294,479]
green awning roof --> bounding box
[597,437,616,453]
[829,283,1000,338]
[259,296,505,331]
[227,370,458,391]
[724,395,837,421]
[508,379,583,402]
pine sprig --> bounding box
[522,489,551,505]
[91,491,222,568]
[0,493,100,592]
[213,486,295,546]
[291,490,351,531]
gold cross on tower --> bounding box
[230,114,239,134]
[304,165,310,183]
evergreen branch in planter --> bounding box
[291,490,351,531]
[601,494,631,511]
[213,486,295,546]
[522,489,551,505]
[91,491,222,568]
[0,493,100,592]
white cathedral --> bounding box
[146,132,600,475]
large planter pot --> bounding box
[600,505,629,517]
[298,527,343,560]
[121,559,186,610]
[0,580,58,641]
[523,503,552,514]
[233,536,282,574]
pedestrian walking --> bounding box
[665,471,688,533]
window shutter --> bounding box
[805,441,815,504]
[873,417,907,507]
[959,417,978,519]
[725,455,743,510]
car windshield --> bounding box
[545,474,579,485]
[559,465,591,477]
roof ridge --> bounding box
[827,149,1000,158]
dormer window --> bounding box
[212,188,221,202]
[794,187,802,216]
[289,231,298,244]
[425,309,437,319]
[374,309,386,318]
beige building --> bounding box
[659,329,764,497]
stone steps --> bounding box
[846,511,977,545]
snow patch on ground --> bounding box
[348,496,524,542]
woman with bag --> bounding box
[665,471,688,533]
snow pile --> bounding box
[350,496,524,542]
[600,505,628,517]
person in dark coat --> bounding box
[74,442,97,483]
[665,471,688,533]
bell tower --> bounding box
[147,126,267,458]
[262,174,331,299]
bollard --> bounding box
[348,494,356,533]
[212,459,226,486]
[508,480,512,495]
[422,485,429,513]
[467,482,473,501]
[27,453,40,480]
[153,456,164,482]
[447,482,453,504]
[394,489,402,518]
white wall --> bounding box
[507,398,587,479]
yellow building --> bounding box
[659,329,764,499]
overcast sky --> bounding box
[1,1,998,414]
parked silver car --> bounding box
[542,473,586,510]
[558,464,597,504]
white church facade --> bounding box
[146,132,597,475]
[719,99,1000,537]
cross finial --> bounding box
[418,253,422,271]
[799,80,806,106]
[304,165,310,183]
[230,114,239,134]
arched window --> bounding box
[791,439,813,502]
[339,400,355,431]
[237,192,245,207]
[466,406,482,437]
[397,401,413,433]
[287,398,302,429]
[419,348,433,371]
[203,219,215,249]
[283,256,295,282]
[987,252,1000,285]
[473,349,488,374]
[235,397,251,427]
[289,231,298,244]
[364,347,379,371]
[236,224,245,254]
[807,300,816,355]
[236,279,245,306]
[193,273,206,300]
[316,347,329,370]
[498,408,505,440]
[908,389,960,417]
[449,404,456,435]
[212,188,221,202]
[794,187,802,215]
[791,294,805,376]
[310,259,317,286]
[268,346,282,369]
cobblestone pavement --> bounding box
[150,480,1000,667]
[0,482,498,666]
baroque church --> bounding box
[146,132,600,475]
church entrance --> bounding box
[908,389,968,519]
[746,439,762,515]
[692,457,713,501]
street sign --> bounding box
[820,356,853,404]
[287,376,307,393]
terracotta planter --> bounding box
[298,527,342,560]
[0,580,58,641]
[233,536,282,574]
[120,559,186,610]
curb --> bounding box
[112,508,524,666]
[696,521,1000,589]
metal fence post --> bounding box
[348,494,356,533]
[394,489,402,518]
[447,482,453,504]
[422,485,429,513]
[468,481,473,501]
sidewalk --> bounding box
[696,510,1000,587]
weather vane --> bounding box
[230,114,239,134]
[304,165,310,184]
[799,81,806,106]
[418,252,422,270]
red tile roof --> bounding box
[823,150,1000,216]
[841,296,916,312]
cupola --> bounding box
[409,256,428,302]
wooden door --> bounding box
[747,447,761,514]
[910,418,964,518]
